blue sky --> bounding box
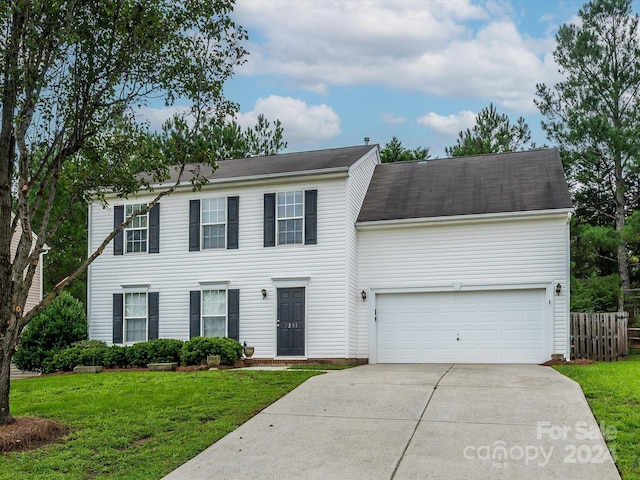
[146,1,635,157]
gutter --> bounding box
[152,166,350,190]
[101,167,351,201]
[356,208,575,230]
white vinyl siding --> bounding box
[125,204,148,253]
[202,197,226,249]
[345,149,379,357]
[87,173,359,358]
[202,289,226,337]
[357,214,571,362]
[10,216,43,313]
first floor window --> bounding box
[125,203,148,253]
[125,292,147,342]
[277,191,303,244]
[202,289,226,337]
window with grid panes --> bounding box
[277,191,303,244]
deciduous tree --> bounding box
[0,0,247,425]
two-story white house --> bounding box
[87,145,573,364]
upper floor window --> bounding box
[277,191,303,245]
[202,198,226,249]
[264,190,316,247]
[189,197,239,251]
[124,292,147,342]
[125,204,148,253]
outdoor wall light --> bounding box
[555,283,562,296]
[261,289,267,299]
[361,290,367,301]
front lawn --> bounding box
[554,351,640,480]
[2,369,319,479]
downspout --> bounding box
[86,203,92,340]
[565,211,573,360]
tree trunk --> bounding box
[614,152,630,312]
[0,346,15,425]
[616,222,631,312]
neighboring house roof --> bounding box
[149,145,377,186]
[357,148,573,223]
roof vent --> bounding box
[364,137,370,145]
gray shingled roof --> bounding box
[357,148,572,223]
[154,145,376,185]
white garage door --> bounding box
[376,289,548,363]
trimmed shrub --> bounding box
[77,347,108,367]
[146,339,184,363]
[72,339,107,349]
[14,292,87,373]
[102,345,131,369]
[51,337,241,371]
[180,337,216,366]
[128,339,184,366]
[51,341,110,371]
[52,348,81,372]
[128,341,152,367]
[213,337,244,366]
[180,337,243,366]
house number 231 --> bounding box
[287,322,299,329]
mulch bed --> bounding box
[0,417,69,454]
[542,358,595,366]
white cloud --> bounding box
[233,0,559,111]
[382,113,406,125]
[417,111,476,137]
[235,95,341,147]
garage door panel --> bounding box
[376,289,548,363]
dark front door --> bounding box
[277,288,305,356]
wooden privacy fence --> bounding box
[570,312,628,362]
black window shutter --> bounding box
[305,190,318,245]
[264,193,276,247]
[189,200,200,252]
[112,293,124,343]
[113,205,124,255]
[148,292,159,339]
[189,290,201,338]
[149,203,160,254]
[228,289,240,341]
[227,196,239,249]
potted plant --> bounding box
[243,341,255,358]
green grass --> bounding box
[554,351,640,480]
[3,369,320,479]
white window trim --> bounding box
[123,290,148,343]
[124,203,148,254]
[271,276,310,288]
[276,190,304,246]
[201,197,226,250]
[201,287,228,338]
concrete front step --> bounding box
[10,363,41,380]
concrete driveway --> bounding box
[162,364,621,480]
